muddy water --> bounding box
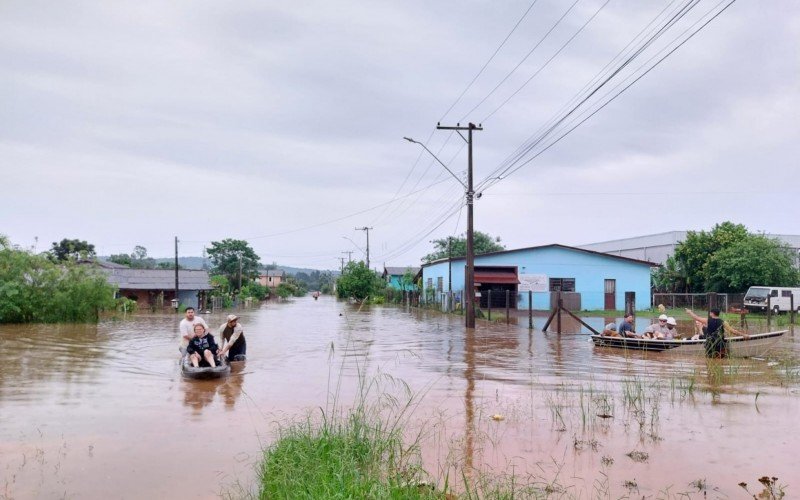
[1,298,798,498]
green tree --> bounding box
[399,268,418,292]
[705,236,800,292]
[422,232,505,263]
[1,239,116,323]
[108,253,133,266]
[49,238,96,262]
[669,222,749,292]
[132,245,147,260]
[207,239,262,290]
[336,261,385,301]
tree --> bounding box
[423,231,505,263]
[669,222,749,292]
[206,239,261,290]
[336,261,385,301]
[132,245,148,260]
[399,268,418,292]
[705,236,800,292]
[50,238,96,262]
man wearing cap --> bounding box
[178,307,209,355]
[218,314,246,361]
[649,314,671,339]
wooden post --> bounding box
[487,290,492,321]
[505,290,510,325]
[791,294,796,325]
[767,295,772,327]
[556,291,562,334]
[707,292,718,312]
[528,290,533,330]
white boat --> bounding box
[590,330,787,357]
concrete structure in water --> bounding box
[382,266,420,290]
[421,244,657,311]
[580,230,800,266]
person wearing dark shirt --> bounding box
[186,323,219,367]
[686,308,747,358]
[618,313,637,338]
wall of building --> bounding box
[421,246,653,310]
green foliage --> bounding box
[49,238,96,262]
[399,268,419,292]
[207,239,261,290]
[0,241,116,323]
[240,282,269,300]
[656,222,800,292]
[706,236,800,292]
[336,261,385,301]
[274,278,307,299]
[115,297,138,313]
[108,246,156,269]
[291,270,335,294]
[422,231,505,263]
[210,275,231,295]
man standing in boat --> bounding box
[685,308,748,358]
[218,314,246,361]
[179,307,209,355]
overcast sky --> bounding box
[2,0,798,270]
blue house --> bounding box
[421,244,656,311]
[382,266,421,290]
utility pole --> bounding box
[448,236,452,293]
[174,236,179,312]
[338,257,346,273]
[355,227,373,270]
[342,250,354,263]
[436,122,482,328]
[238,254,243,292]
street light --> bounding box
[406,123,482,328]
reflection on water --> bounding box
[1,297,798,498]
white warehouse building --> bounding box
[579,231,800,266]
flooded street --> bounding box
[2,297,799,498]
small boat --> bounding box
[181,355,230,379]
[229,354,246,362]
[590,330,787,357]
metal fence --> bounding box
[651,293,746,312]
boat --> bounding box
[590,330,787,357]
[181,355,230,379]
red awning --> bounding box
[474,271,519,285]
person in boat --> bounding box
[186,323,219,368]
[648,314,671,339]
[618,313,638,338]
[602,322,620,337]
[685,308,748,358]
[218,314,246,361]
[179,307,209,355]
[663,317,679,339]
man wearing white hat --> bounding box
[649,313,671,339]
[218,314,246,361]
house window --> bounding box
[781,290,792,297]
[549,278,575,292]
[426,278,433,289]
[437,277,443,292]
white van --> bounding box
[744,286,800,313]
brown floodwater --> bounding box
[1,297,798,498]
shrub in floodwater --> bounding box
[0,242,116,323]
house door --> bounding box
[604,279,616,310]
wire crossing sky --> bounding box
[1,1,798,269]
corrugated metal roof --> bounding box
[262,270,285,278]
[100,268,212,290]
[384,266,420,276]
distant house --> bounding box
[258,269,285,288]
[382,266,420,290]
[94,261,213,309]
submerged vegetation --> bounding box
[0,236,116,323]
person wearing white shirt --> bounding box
[178,307,209,354]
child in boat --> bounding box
[186,323,219,368]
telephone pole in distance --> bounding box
[355,227,373,270]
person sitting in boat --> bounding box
[218,314,246,361]
[602,322,620,337]
[648,314,671,338]
[186,323,219,368]
[178,307,209,355]
[618,313,638,338]
[685,308,748,357]
[662,317,679,339]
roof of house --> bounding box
[261,270,285,278]
[95,259,131,269]
[422,243,659,268]
[383,266,421,277]
[99,268,213,290]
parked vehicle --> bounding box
[743,286,800,314]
